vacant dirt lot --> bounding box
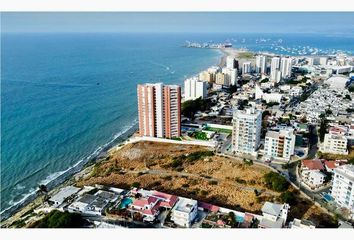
[76,141,336,226]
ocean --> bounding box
[1,32,353,218]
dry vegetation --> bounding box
[76,141,337,226]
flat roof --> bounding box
[174,197,197,213]
[49,186,81,204]
[261,202,282,216]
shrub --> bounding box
[30,210,87,228]
[209,180,218,185]
[263,172,289,192]
[279,191,296,205]
[131,182,140,188]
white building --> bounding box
[264,128,296,162]
[301,159,326,189]
[242,62,252,74]
[289,86,303,97]
[232,107,262,156]
[226,56,237,69]
[270,57,280,81]
[256,55,267,74]
[259,202,290,228]
[184,77,207,101]
[171,197,198,227]
[49,186,81,207]
[320,133,348,155]
[263,93,283,103]
[331,164,354,214]
[280,57,292,79]
[222,67,238,86]
[289,218,316,229]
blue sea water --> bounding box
[1,32,354,218]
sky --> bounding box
[2,12,354,34]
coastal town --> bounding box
[2,46,354,229]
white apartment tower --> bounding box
[184,77,207,101]
[226,56,237,69]
[280,57,292,79]
[270,57,280,81]
[331,165,354,214]
[232,107,262,156]
[256,55,267,74]
[137,83,181,138]
[222,68,238,86]
[242,62,252,75]
[320,133,348,155]
[264,128,296,161]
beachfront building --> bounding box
[232,107,262,157]
[256,55,267,74]
[215,72,230,86]
[184,77,207,101]
[320,133,348,155]
[264,128,296,162]
[226,56,237,69]
[242,62,252,75]
[270,57,280,81]
[259,202,290,228]
[280,57,292,79]
[171,197,198,227]
[331,164,354,214]
[137,83,181,138]
[222,67,238,86]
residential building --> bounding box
[259,202,290,228]
[256,55,267,74]
[331,164,354,214]
[137,83,181,138]
[171,197,198,227]
[320,133,348,155]
[226,56,237,69]
[199,71,214,83]
[49,186,81,207]
[215,72,230,86]
[264,128,296,162]
[270,57,280,81]
[280,57,292,78]
[222,67,238,86]
[300,159,326,188]
[68,191,117,216]
[289,218,316,229]
[184,77,207,100]
[232,107,262,156]
[130,196,161,222]
[242,62,252,74]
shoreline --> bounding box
[0,47,230,226]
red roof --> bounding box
[302,159,324,170]
[132,196,158,208]
[151,191,178,207]
[198,202,220,212]
[324,160,346,169]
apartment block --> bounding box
[264,128,296,161]
[184,77,207,101]
[137,83,181,139]
[232,107,262,156]
[320,133,348,155]
[331,164,354,214]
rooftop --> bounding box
[261,202,282,217]
[302,159,324,171]
[174,197,197,213]
[49,186,81,205]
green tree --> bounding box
[319,114,328,142]
[263,172,289,192]
[279,191,296,205]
